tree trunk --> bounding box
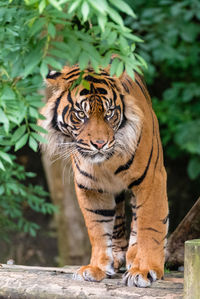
[42,154,90,266]
[166,197,200,267]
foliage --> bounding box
[0,157,57,240]
[0,0,143,236]
[125,0,200,180]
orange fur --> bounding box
[39,65,168,287]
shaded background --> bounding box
[1,0,199,268]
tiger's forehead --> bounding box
[56,67,123,115]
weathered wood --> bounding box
[42,155,90,266]
[0,264,183,298]
[184,239,200,299]
[166,197,200,266]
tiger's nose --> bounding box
[91,140,107,149]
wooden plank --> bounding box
[184,239,200,299]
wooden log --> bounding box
[184,239,200,299]
[0,264,183,298]
[166,197,200,267]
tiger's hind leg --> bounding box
[112,192,128,271]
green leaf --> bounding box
[0,151,13,164]
[82,79,90,90]
[29,18,46,36]
[48,0,62,11]
[0,186,5,196]
[88,0,108,15]
[29,136,38,152]
[0,109,9,133]
[29,107,39,119]
[48,23,56,38]
[14,133,28,151]
[39,0,46,13]
[116,61,124,77]
[29,123,48,134]
[125,63,135,80]
[68,0,81,14]
[135,54,148,69]
[81,2,90,22]
[11,125,26,142]
[31,132,48,144]
[110,58,120,76]
[78,52,89,70]
[44,56,62,70]
[108,8,124,27]
[40,61,49,78]
[109,0,136,18]
[98,14,107,32]
[188,157,200,180]
[1,86,16,100]
[0,160,5,171]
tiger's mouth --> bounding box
[76,146,115,163]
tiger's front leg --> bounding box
[124,171,169,287]
[73,184,116,282]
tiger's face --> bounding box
[54,77,124,163]
[40,67,142,163]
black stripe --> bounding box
[67,91,73,105]
[118,94,127,130]
[96,88,107,94]
[128,144,153,189]
[115,153,135,175]
[80,88,90,96]
[64,71,80,81]
[154,132,160,170]
[86,208,115,217]
[135,78,148,100]
[115,192,125,204]
[122,81,129,93]
[102,233,112,237]
[152,237,160,245]
[62,105,69,120]
[93,219,113,223]
[142,227,162,233]
[47,71,61,79]
[115,133,142,175]
[161,214,169,225]
[76,182,103,193]
[66,68,79,76]
[116,215,124,219]
[74,158,96,181]
[114,222,125,230]
[51,92,65,131]
[84,75,109,85]
[112,89,117,103]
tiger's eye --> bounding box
[106,109,113,117]
[77,111,85,119]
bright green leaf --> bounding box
[14,133,29,151]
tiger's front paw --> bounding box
[73,265,107,282]
[122,267,160,288]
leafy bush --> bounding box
[126,0,200,180]
[0,0,143,237]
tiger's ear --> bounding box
[45,70,63,87]
[45,65,73,88]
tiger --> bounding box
[38,64,169,288]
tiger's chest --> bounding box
[73,155,128,194]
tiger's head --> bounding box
[39,66,143,163]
